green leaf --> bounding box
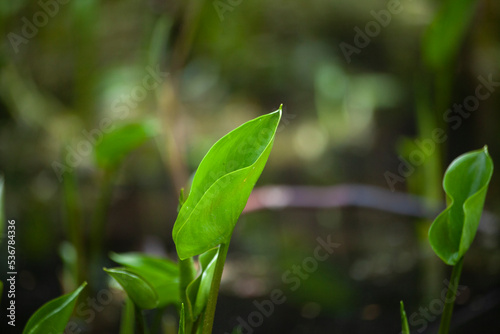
[23,282,87,334]
[422,0,476,70]
[429,146,494,265]
[119,298,135,334]
[173,107,282,259]
[185,248,219,319]
[110,252,180,307]
[94,119,160,169]
[105,268,159,309]
[178,303,186,334]
[400,301,410,334]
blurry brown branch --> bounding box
[244,184,498,234]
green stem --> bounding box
[120,298,133,334]
[90,169,115,255]
[414,72,444,302]
[89,169,116,289]
[63,168,86,287]
[438,257,464,334]
[179,256,197,332]
[193,311,204,334]
[202,243,229,334]
[151,307,166,334]
[71,0,98,119]
[134,304,148,334]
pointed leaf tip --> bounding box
[400,301,410,334]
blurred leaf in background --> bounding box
[423,0,477,70]
[94,120,161,171]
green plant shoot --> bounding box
[103,108,282,334]
[429,146,494,265]
[428,146,493,334]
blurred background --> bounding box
[1,0,500,333]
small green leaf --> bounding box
[110,252,180,307]
[400,301,410,334]
[173,107,282,259]
[94,119,160,169]
[429,146,494,265]
[119,298,135,334]
[105,268,159,309]
[178,303,186,334]
[185,248,219,319]
[23,282,87,334]
[422,0,476,70]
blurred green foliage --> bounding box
[1,0,500,332]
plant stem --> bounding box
[89,168,116,288]
[202,243,229,334]
[179,256,197,332]
[63,168,86,287]
[193,311,203,334]
[151,307,166,334]
[438,257,464,334]
[134,304,148,334]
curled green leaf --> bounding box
[429,146,493,265]
[110,252,180,307]
[185,248,219,319]
[173,107,282,259]
[23,282,87,334]
[105,267,159,310]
